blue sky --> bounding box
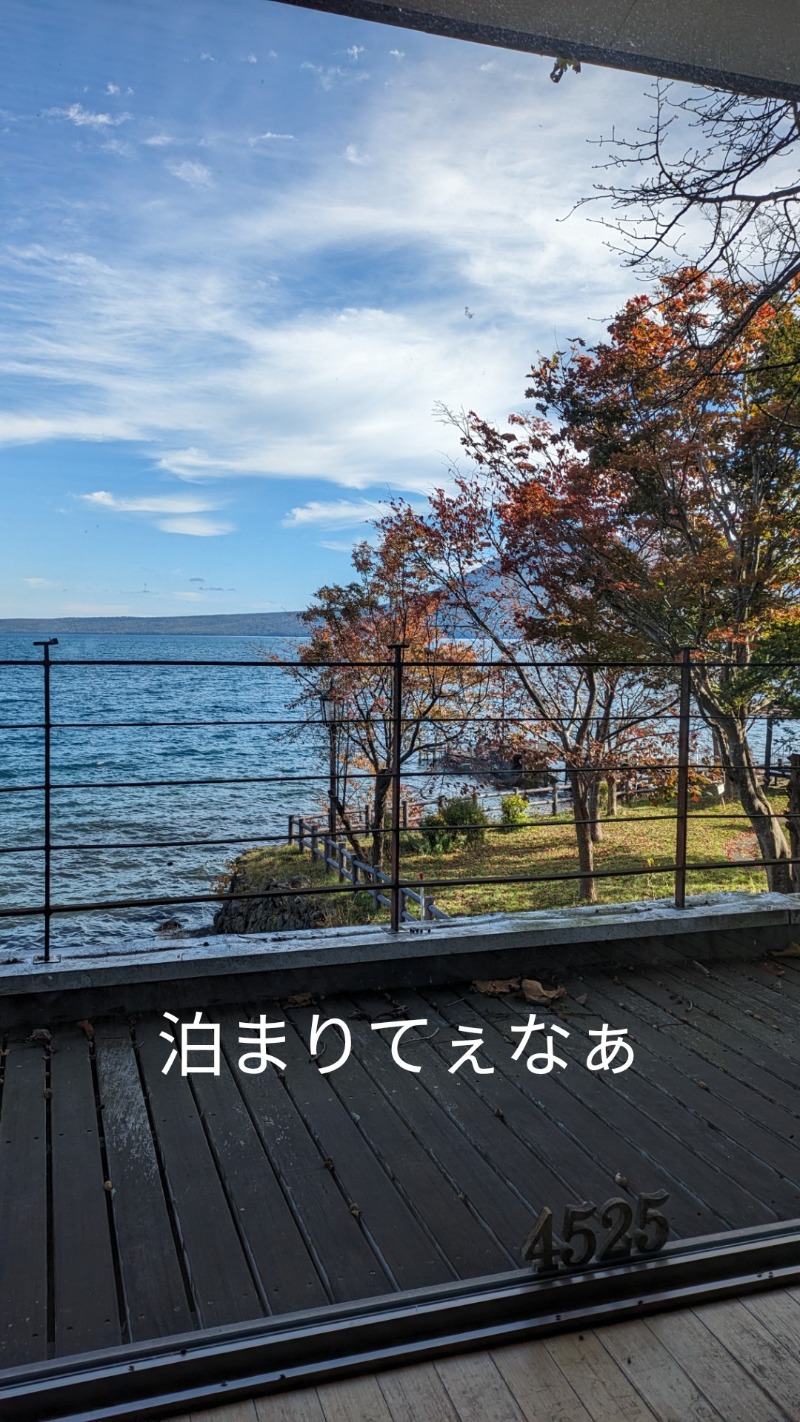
[1,0,658,617]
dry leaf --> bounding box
[285,991,312,1007]
[349,1202,362,1218]
[691,960,711,977]
[770,944,800,958]
[77,1019,94,1039]
[697,1080,709,1090]
[574,993,588,1006]
[521,978,566,1005]
[472,977,521,996]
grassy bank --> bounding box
[217,791,789,926]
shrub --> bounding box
[418,795,489,852]
[500,792,530,826]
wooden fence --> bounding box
[288,815,449,924]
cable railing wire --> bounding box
[1,642,798,959]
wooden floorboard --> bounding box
[173,1284,800,1421]
[49,1024,121,1356]
[2,957,800,1372]
[94,1020,194,1343]
[0,1030,48,1367]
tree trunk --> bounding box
[569,770,596,902]
[372,771,391,869]
[712,728,737,803]
[587,774,604,843]
[606,772,618,818]
[335,796,365,862]
[711,714,791,892]
[786,755,800,893]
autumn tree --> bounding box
[381,488,676,903]
[462,268,800,890]
[290,528,478,868]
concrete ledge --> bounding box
[1,891,798,1026]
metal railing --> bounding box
[0,641,797,961]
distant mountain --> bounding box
[0,612,307,636]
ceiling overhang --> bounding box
[277,0,800,99]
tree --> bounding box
[591,84,800,353]
[464,268,800,889]
[290,529,478,868]
[381,486,676,903]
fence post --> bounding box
[674,646,692,909]
[311,823,318,862]
[787,755,800,893]
[33,638,58,963]
[389,643,404,932]
[288,814,295,845]
[764,716,774,789]
[551,782,558,816]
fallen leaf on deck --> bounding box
[472,978,521,996]
[349,1203,362,1218]
[77,1019,94,1039]
[770,944,800,958]
[521,978,566,1005]
[573,993,588,1006]
[285,992,313,1007]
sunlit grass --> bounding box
[218,791,787,925]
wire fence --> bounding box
[1,640,799,961]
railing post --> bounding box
[389,643,404,932]
[33,638,58,962]
[786,754,800,893]
[764,716,774,789]
[674,646,692,909]
[288,814,295,845]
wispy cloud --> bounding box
[78,491,221,514]
[282,498,387,528]
[76,491,232,536]
[46,103,130,130]
[248,131,295,146]
[344,143,371,166]
[156,516,233,536]
[166,158,213,188]
[22,576,56,587]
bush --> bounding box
[500,792,530,826]
[418,795,489,852]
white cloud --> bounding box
[2,56,649,507]
[78,491,221,513]
[345,46,365,61]
[166,158,213,188]
[143,132,174,147]
[46,103,130,130]
[106,83,120,95]
[389,50,405,60]
[155,516,233,536]
[242,53,257,64]
[248,131,295,146]
[22,576,55,587]
[344,143,371,166]
[282,498,387,528]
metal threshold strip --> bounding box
[4,1219,800,1422]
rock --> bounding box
[212,874,328,936]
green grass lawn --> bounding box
[217,789,789,927]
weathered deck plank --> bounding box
[0,1032,48,1367]
[1,958,799,1373]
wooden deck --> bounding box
[2,954,800,1369]
[172,1284,800,1422]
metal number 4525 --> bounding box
[521,1190,670,1272]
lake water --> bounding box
[2,632,792,959]
[0,633,328,957]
